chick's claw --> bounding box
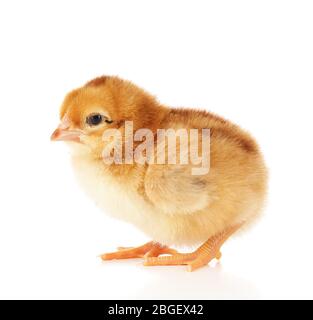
[143,251,221,271]
[117,246,134,251]
[144,246,178,258]
[100,242,178,261]
[143,253,196,267]
[101,242,153,260]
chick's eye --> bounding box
[86,114,103,126]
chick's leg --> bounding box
[100,242,178,260]
[144,224,240,271]
[186,225,238,272]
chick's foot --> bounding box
[144,225,240,272]
[100,241,178,260]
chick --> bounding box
[51,76,267,271]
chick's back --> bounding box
[143,108,267,245]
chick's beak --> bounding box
[50,122,82,143]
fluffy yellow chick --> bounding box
[51,76,267,271]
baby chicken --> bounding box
[51,76,267,271]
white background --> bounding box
[0,0,312,300]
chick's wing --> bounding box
[144,161,211,215]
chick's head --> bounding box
[51,76,165,158]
